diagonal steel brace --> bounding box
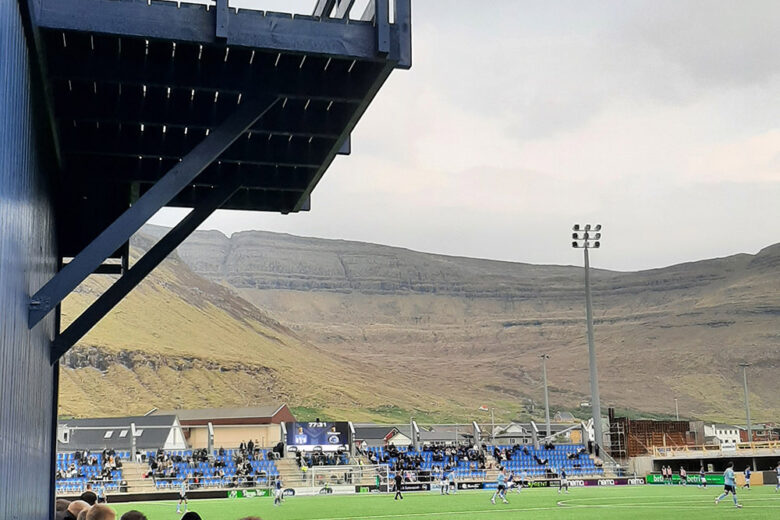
[29,93,277,328]
[51,171,244,363]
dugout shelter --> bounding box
[0,1,411,517]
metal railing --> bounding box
[652,440,780,458]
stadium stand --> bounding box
[144,445,280,490]
[367,443,488,481]
[488,444,604,476]
[55,451,126,494]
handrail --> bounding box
[652,440,780,458]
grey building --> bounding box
[58,415,187,453]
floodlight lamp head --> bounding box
[583,232,589,240]
[594,233,601,240]
[572,233,579,239]
[573,224,580,231]
[572,241,579,248]
[593,241,600,248]
[594,224,602,231]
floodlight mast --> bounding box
[572,224,603,451]
[738,362,752,443]
[541,354,551,441]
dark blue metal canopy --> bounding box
[25,0,411,356]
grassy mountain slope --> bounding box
[160,227,780,424]
[59,235,461,422]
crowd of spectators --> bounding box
[56,450,123,481]
[366,442,487,480]
[143,441,279,489]
[489,443,602,476]
[294,447,350,471]
[54,496,263,520]
[56,451,125,494]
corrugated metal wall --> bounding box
[0,1,59,518]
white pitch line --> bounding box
[305,505,567,520]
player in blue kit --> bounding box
[743,466,751,490]
[558,468,569,494]
[274,476,284,506]
[490,468,509,504]
[775,462,779,492]
[714,462,742,509]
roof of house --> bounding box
[58,415,178,451]
[153,405,287,422]
[709,423,744,430]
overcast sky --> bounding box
[150,0,780,271]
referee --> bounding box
[394,473,404,500]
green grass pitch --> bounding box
[109,486,780,520]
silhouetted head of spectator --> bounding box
[80,489,97,506]
[181,513,202,520]
[119,512,147,520]
[55,499,71,512]
[67,500,90,519]
[86,504,116,520]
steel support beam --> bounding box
[29,93,277,328]
[33,0,380,60]
[51,172,244,362]
[313,0,337,18]
[216,0,229,38]
[334,0,356,19]
[293,60,395,211]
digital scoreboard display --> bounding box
[286,422,350,451]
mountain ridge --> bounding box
[59,225,779,423]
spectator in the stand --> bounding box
[85,504,115,520]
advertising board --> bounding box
[286,422,350,452]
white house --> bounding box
[704,424,743,445]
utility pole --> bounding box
[675,398,679,421]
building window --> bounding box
[119,430,128,438]
[104,431,113,439]
[133,429,143,437]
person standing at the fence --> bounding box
[699,466,707,488]
[743,466,751,490]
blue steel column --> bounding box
[1,1,59,518]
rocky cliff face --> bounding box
[147,224,779,423]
